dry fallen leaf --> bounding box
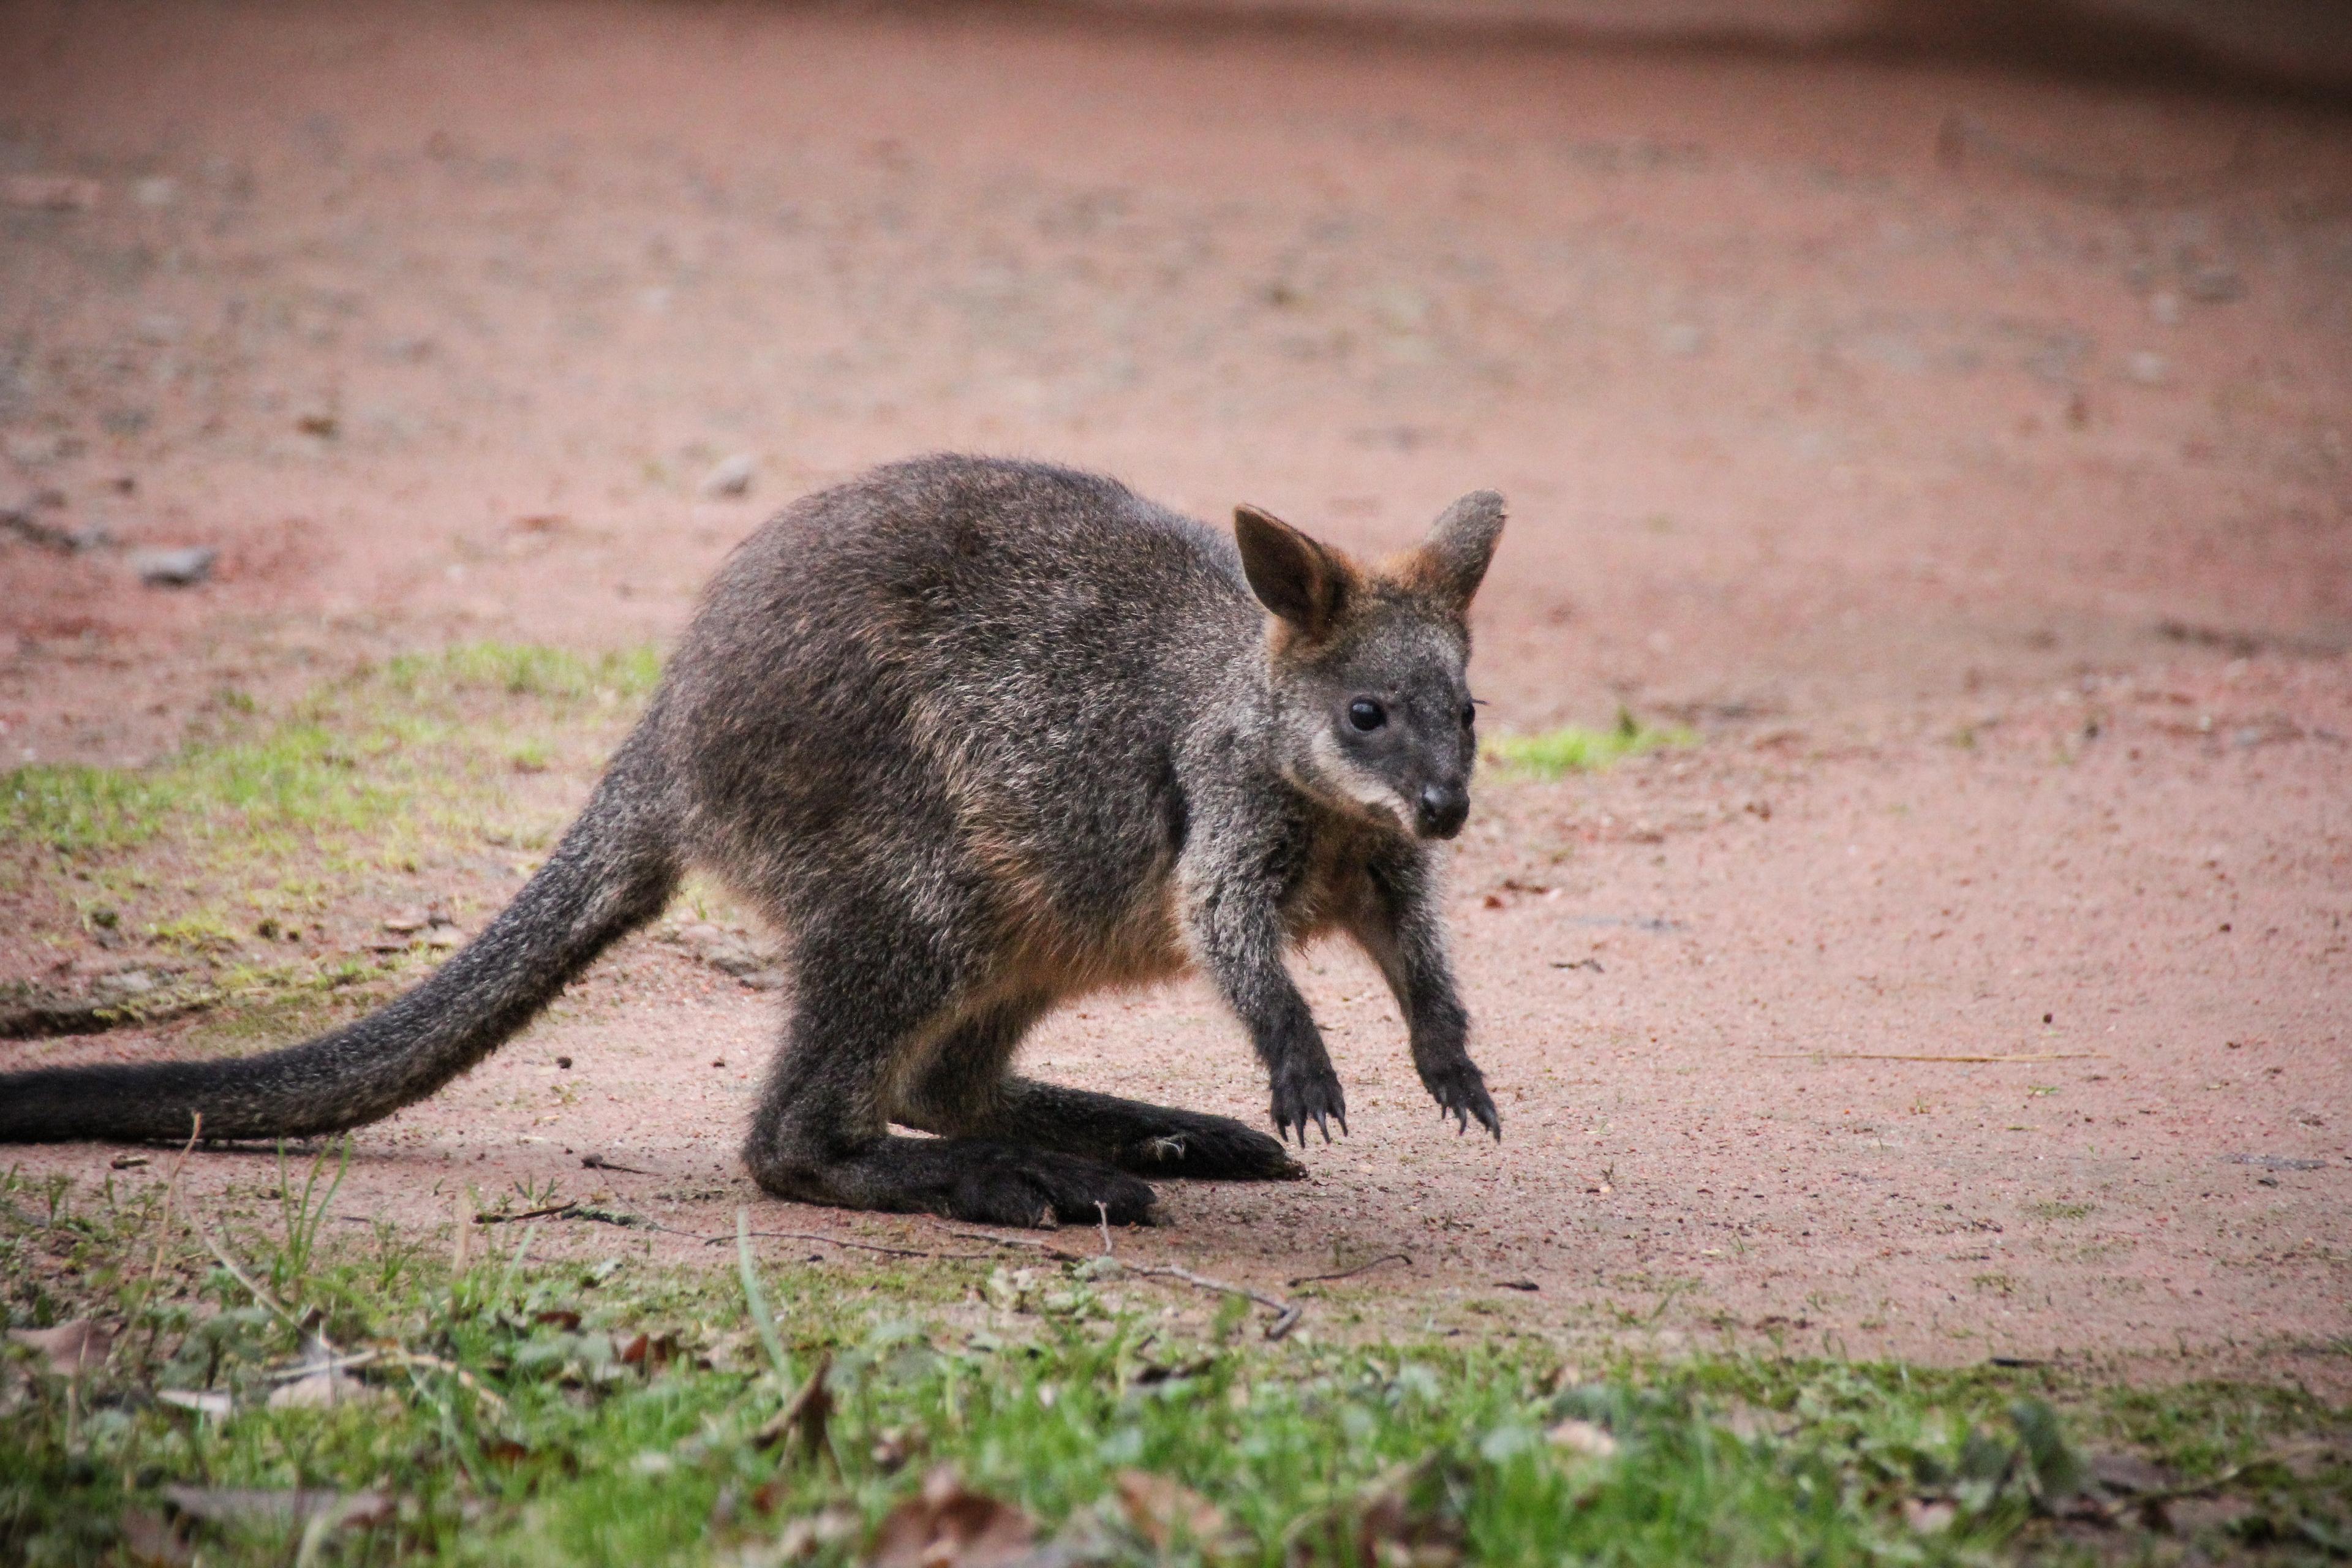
[1351,1485,1462,1568]
[1902,1498,1958,1533]
[754,1351,835,1463]
[868,1466,1036,1568]
[267,1366,393,1411]
[1113,1469,1239,1555]
[118,1507,194,1567]
[1547,1418,1619,1460]
[157,1389,233,1419]
[9,1318,115,1378]
[779,1504,863,1561]
[1289,1458,1463,1568]
[872,1426,924,1474]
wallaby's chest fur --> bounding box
[0,453,1507,1231]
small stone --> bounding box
[381,911,428,934]
[5,432,67,467]
[1657,322,1706,356]
[2125,352,2167,386]
[133,546,217,587]
[4,175,100,211]
[2184,265,2242,303]
[2,508,111,553]
[699,453,756,499]
[132,176,178,208]
[2147,290,2182,326]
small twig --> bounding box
[1096,1202,1114,1258]
[1288,1253,1411,1289]
[580,1153,654,1175]
[473,1202,579,1226]
[942,1226,1305,1340]
[141,1114,205,1369]
[1762,1052,2105,1063]
[707,1229,993,1260]
[386,1348,508,1412]
[196,1223,311,1340]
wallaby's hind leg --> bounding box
[742,948,1156,1228]
[898,1005,1305,1182]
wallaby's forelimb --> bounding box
[1179,799,1348,1145]
[1348,843,1498,1138]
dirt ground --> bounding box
[2,0,2348,1373]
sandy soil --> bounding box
[2,0,2348,1371]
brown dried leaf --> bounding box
[1289,1459,1463,1568]
[9,1318,115,1378]
[1114,1469,1238,1555]
[1547,1418,1619,1460]
[869,1466,1036,1568]
[872,1426,925,1474]
[118,1508,194,1567]
[753,1351,835,1463]
[617,1330,679,1370]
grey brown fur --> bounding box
[0,456,1506,1227]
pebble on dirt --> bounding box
[699,453,756,498]
[132,546,218,587]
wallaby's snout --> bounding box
[1416,777,1470,839]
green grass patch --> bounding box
[2,1161,2343,1567]
[1479,710,1691,780]
[2,644,659,861]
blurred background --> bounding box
[3,0,2346,764]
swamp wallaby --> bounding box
[0,456,1506,1226]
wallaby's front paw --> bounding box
[1419,1055,1501,1140]
[1269,1063,1348,1145]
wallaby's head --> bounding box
[1234,491,1506,840]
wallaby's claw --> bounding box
[1269,1063,1348,1149]
[1417,1055,1501,1144]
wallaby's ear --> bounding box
[1404,489,1507,614]
[1235,504,1351,640]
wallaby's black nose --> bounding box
[1417,781,1469,839]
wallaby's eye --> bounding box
[1347,698,1387,733]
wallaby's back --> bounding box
[655,457,1269,981]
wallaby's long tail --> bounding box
[0,728,682,1144]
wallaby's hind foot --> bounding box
[909,1077,1306,1183]
[1113,1115,1304,1181]
[748,1133,1158,1228]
